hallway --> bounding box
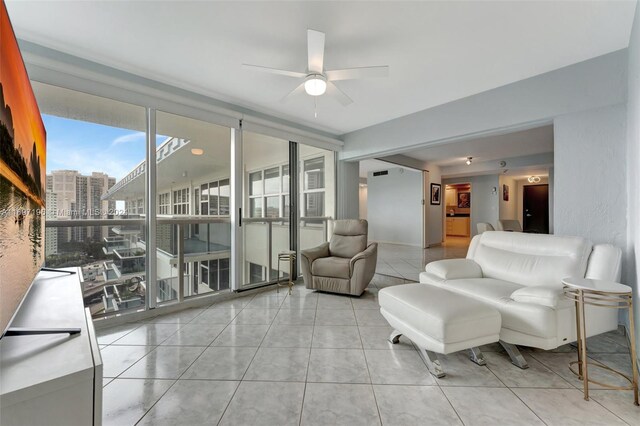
[375,237,470,282]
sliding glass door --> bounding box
[241,131,291,288]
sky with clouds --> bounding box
[44,114,165,180]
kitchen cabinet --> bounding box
[446,217,470,237]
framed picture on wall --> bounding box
[430,183,441,205]
[503,184,509,201]
[457,192,470,208]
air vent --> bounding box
[373,170,389,177]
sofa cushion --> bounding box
[470,231,592,288]
[428,278,558,339]
[312,256,351,279]
[424,259,483,280]
[379,284,501,345]
[510,286,568,309]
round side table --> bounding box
[277,251,296,295]
[562,277,638,406]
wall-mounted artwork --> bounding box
[503,184,509,201]
[430,183,441,205]
[457,192,470,208]
[0,0,47,336]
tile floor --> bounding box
[98,274,639,426]
[375,237,470,281]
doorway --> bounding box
[523,184,549,233]
[443,183,471,243]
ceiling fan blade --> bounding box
[325,66,389,81]
[242,64,306,78]
[307,29,325,73]
[280,82,306,103]
[326,81,353,106]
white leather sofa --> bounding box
[420,231,621,367]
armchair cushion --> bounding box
[424,259,483,281]
[312,256,351,279]
[329,219,368,258]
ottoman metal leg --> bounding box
[388,330,403,344]
[417,347,446,378]
[468,347,487,366]
[500,340,529,369]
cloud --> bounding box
[112,131,146,146]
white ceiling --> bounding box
[406,125,554,167]
[6,1,636,135]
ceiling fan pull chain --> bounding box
[314,97,318,118]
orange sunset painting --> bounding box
[0,0,47,333]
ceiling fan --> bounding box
[243,29,389,106]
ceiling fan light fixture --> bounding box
[304,74,327,96]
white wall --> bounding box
[554,104,627,252]
[359,185,368,220]
[498,175,518,221]
[367,167,423,246]
[626,1,640,361]
[337,160,359,219]
[427,165,443,246]
[443,175,500,236]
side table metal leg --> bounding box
[628,299,639,406]
[577,290,589,401]
[574,299,583,380]
[277,257,281,294]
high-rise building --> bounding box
[44,186,57,256]
[46,170,116,249]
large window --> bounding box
[159,193,170,215]
[172,188,189,215]
[35,82,148,317]
[34,80,337,316]
[247,164,289,218]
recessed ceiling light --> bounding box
[191,148,204,156]
[466,157,473,165]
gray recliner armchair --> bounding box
[300,219,378,296]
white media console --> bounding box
[0,268,103,425]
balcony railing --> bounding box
[45,215,330,319]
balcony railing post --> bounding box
[177,224,184,303]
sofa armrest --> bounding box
[510,286,566,309]
[300,242,330,263]
[424,259,482,281]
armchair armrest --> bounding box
[424,259,482,281]
[349,242,378,274]
[300,242,330,264]
[510,286,568,309]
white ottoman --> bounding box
[379,283,501,378]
